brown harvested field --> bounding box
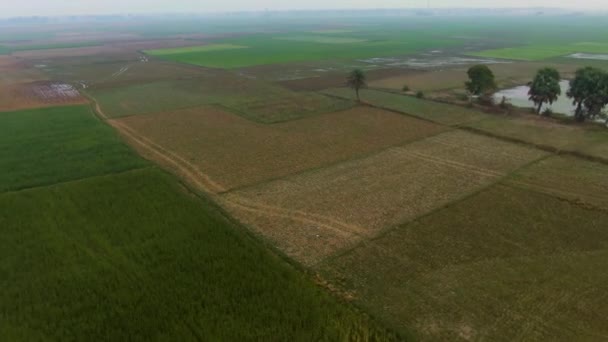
[0,56,27,70]
[55,60,211,90]
[0,81,87,112]
[115,105,447,191]
[369,62,580,92]
[509,156,608,210]
[0,56,48,86]
[220,130,547,265]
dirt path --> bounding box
[90,99,367,241]
[222,196,369,238]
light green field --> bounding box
[274,35,367,44]
[323,88,487,125]
[145,43,249,56]
[471,42,608,61]
[465,116,608,160]
[144,34,457,68]
[0,105,147,193]
[321,183,608,340]
[311,29,354,34]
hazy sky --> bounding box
[3,0,608,17]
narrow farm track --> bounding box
[110,119,226,193]
[89,98,367,240]
[223,196,369,237]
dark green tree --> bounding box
[528,68,561,114]
[567,67,608,122]
[465,65,497,97]
[347,69,367,102]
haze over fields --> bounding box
[2,0,608,17]
[2,1,608,341]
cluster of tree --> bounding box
[465,64,608,123]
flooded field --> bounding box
[358,55,506,69]
[568,53,608,61]
[494,80,576,115]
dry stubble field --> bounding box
[115,105,447,192]
[220,130,547,265]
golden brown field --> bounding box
[115,105,448,191]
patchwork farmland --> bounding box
[2,10,608,341]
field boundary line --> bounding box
[321,91,486,126]
[505,180,608,214]
[458,125,608,165]
[86,93,368,241]
[315,153,553,268]
[323,89,608,166]
[222,196,369,237]
[219,128,451,195]
[110,119,226,193]
[84,93,226,194]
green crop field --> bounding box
[273,35,368,44]
[320,183,608,340]
[144,34,458,68]
[0,105,147,192]
[323,88,487,125]
[145,43,249,56]
[0,168,400,341]
[471,42,608,61]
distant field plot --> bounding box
[0,105,147,192]
[471,42,608,61]
[509,156,608,209]
[7,41,103,52]
[91,74,351,122]
[116,105,446,191]
[321,184,608,341]
[465,116,608,160]
[0,56,48,86]
[12,45,141,60]
[368,62,580,92]
[0,81,88,112]
[323,88,487,125]
[0,168,398,341]
[145,34,458,68]
[274,35,367,44]
[50,60,209,89]
[221,130,545,265]
[145,43,249,56]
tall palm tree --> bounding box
[347,69,367,102]
[528,68,561,114]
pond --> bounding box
[494,80,576,115]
